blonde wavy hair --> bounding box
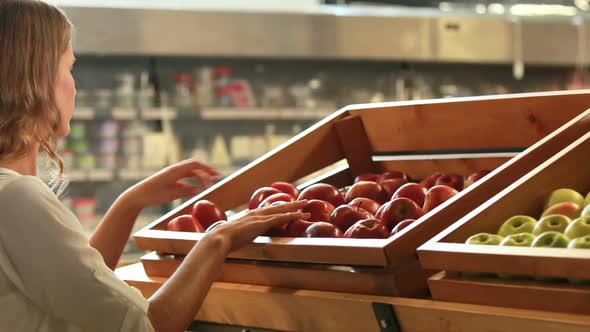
[0,0,72,192]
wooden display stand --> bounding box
[117,263,590,332]
[419,126,590,314]
[133,90,590,297]
[124,91,590,330]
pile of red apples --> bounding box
[166,170,490,239]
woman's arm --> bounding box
[146,202,310,332]
[89,191,143,270]
[90,159,219,270]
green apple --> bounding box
[500,233,535,247]
[582,204,590,218]
[497,215,537,237]
[564,216,590,239]
[568,235,590,249]
[532,231,570,248]
[585,191,590,207]
[545,188,585,209]
[540,202,582,220]
[532,214,570,235]
[465,233,504,245]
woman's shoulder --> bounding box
[0,174,51,195]
[0,174,59,211]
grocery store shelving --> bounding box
[65,166,241,183]
[72,107,332,121]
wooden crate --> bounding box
[133,90,590,297]
[140,252,429,297]
[429,271,590,315]
[117,263,590,332]
[418,124,590,312]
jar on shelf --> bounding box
[69,122,86,140]
[175,73,193,109]
[214,66,233,108]
[97,120,119,139]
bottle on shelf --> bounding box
[137,71,156,110]
[194,66,215,108]
[214,66,233,108]
[115,73,136,109]
[175,73,194,109]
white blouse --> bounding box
[0,168,154,332]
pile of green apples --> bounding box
[466,188,590,250]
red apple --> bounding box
[305,222,343,238]
[298,183,345,207]
[302,199,335,222]
[378,198,424,231]
[390,219,416,236]
[284,218,316,237]
[380,170,410,182]
[348,197,381,215]
[167,214,203,232]
[191,200,226,230]
[249,187,281,210]
[330,204,374,232]
[422,185,459,213]
[354,173,381,183]
[419,172,444,189]
[380,178,408,199]
[344,218,389,239]
[258,193,295,208]
[464,170,492,188]
[391,183,428,207]
[345,181,388,204]
[435,173,464,191]
[271,181,300,198]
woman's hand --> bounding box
[125,159,220,211]
[209,200,311,252]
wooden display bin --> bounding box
[418,128,590,314]
[133,90,590,298]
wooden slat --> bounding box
[430,271,590,315]
[140,252,428,297]
[134,230,390,266]
[349,89,590,153]
[116,263,590,332]
[419,129,590,279]
[333,116,375,176]
[375,157,511,181]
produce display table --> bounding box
[124,90,590,331]
[116,263,590,332]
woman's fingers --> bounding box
[177,159,220,176]
[192,169,214,188]
[168,159,220,182]
[253,200,309,216]
[175,182,205,197]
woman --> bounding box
[0,1,310,331]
